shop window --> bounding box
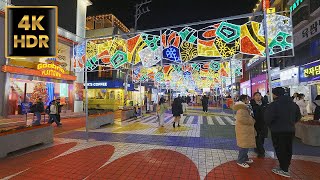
[310,0,320,14]
[293,6,309,27]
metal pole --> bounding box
[263,1,274,102]
[85,64,89,142]
[140,81,143,119]
[230,60,235,117]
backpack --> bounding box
[45,106,50,114]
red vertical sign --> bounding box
[263,0,270,10]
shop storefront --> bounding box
[251,74,267,96]
[87,80,135,110]
[240,80,251,96]
[299,60,320,107]
[280,67,303,97]
[2,41,77,116]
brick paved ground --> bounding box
[1,109,319,180]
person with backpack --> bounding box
[32,97,44,126]
[48,100,62,126]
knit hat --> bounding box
[272,87,285,97]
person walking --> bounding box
[233,95,256,168]
[313,95,320,120]
[201,95,209,113]
[264,87,301,178]
[295,93,307,116]
[172,97,183,128]
[157,97,168,127]
[250,92,268,158]
[48,100,62,126]
[56,98,63,123]
[32,97,44,126]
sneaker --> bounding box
[246,159,254,164]
[237,162,250,168]
[272,167,290,178]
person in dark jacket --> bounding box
[32,97,45,126]
[264,87,301,178]
[313,95,320,120]
[56,98,63,122]
[172,97,183,128]
[250,92,268,158]
[201,95,209,113]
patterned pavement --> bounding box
[1,110,320,180]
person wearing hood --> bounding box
[313,95,320,120]
[264,87,301,178]
[295,93,307,116]
[233,95,256,168]
[250,92,268,158]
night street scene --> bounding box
[0,0,320,179]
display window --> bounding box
[8,79,74,115]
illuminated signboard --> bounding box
[299,60,320,82]
[37,63,65,78]
[290,0,304,12]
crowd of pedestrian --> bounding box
[234,87,301,178]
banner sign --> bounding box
[299,60,320,82]
[6,6,57,58]
[294,16,320,47]
[86,80,134,90]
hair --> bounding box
[253,92,261,97]
[239,95,248,102]
[158,97,165,105]
[298,93,305,100]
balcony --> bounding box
[310,0,320,17]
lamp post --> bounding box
[134,0,152,31]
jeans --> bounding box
[203,105,208,112]
[33,112,41,125]
[271,132,294,172]
[49,114,60,125]
[237,148,249,163]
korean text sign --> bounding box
[299,60,320,83]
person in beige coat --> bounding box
[233,95,256,168]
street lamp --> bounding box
[134,0,152,31]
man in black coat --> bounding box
[201,95,209,113]
[264,87,301,178]
[250,92,268,158]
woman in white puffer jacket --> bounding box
[295,93,308,116]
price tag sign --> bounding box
[5,6,58,58]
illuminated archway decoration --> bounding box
[78,13,293,76]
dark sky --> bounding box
[87,0,259,30]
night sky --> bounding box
[87,0,259,30]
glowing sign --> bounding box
[299,60,320,82]
[37,63,65,78]
[290,0,304,12]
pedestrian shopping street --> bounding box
[1,107,319,180]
